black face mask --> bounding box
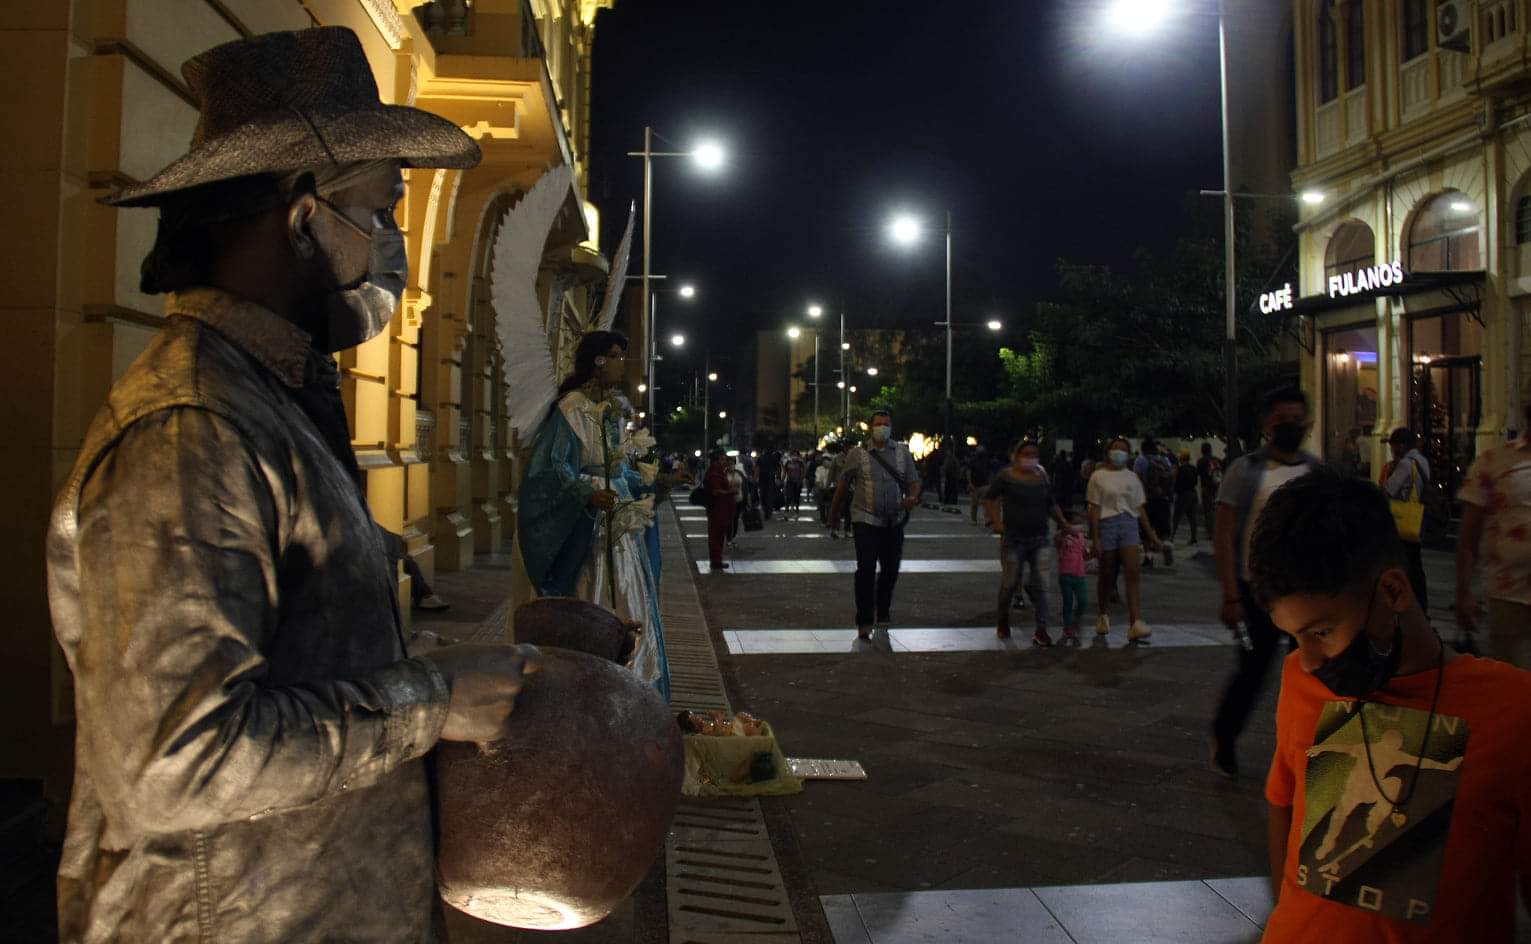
[1271,421,1306,453]
[1311,578,1403,698]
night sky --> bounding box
[588,0,1245,379]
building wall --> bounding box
[0,0,615,816]
[1290,0,1528,485]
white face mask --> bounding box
[871,425,892,444]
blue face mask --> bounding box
[1109,449,1129,467]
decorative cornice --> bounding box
[361,0,408,50]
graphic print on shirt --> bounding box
[1296,700,1469,925]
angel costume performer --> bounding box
[518,380,669,697]
[493,166,669,696]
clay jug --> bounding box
[512,597,630,664]
[434,648,683,929]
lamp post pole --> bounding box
[703,352,711,456]
[1217,1,1239,455]
[641,125,655,423]
[839,308,847,433]
[812,330,820,445]
[785,337,793,451]
[944,210,953,442]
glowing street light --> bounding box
[888,213,922,246]
[678,284,697,298]
[986,319,1003,332]
[691,140,726,171]
[841,341,850,350]
[1104,0,1170,35]
[807,304,824,318]
[670,333,686,347]
[1300,190,1326,205]
[837,381,846,390]
[718,411,727,419]
[637,382,648,393]
[707,371,719,382]
[865,367,879,376]
[786,326,802,339]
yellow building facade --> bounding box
[3,0,615,811]
[1289,0,1529,499]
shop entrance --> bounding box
[1408,355,1480,514]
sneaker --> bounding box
[1032,627,1054,647]
[1210,738,1239,780]
[996,626,1012,640]
[415,594,451,612]
[856,625,874,640]
[1062,624,1079,639]
[1128,620,1152,641]
[709,562,730,573]
[1095,614,1110,636]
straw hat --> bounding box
[107,27,479,207]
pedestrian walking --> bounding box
[1196,442,1222,535]
[942,448,962,505]
[830,411,922,640]
[784,451,805,513]
[1135,438,1176,566]
[984,440,1072,645]
[1171,449,1200,545]
[1249,467,1531,944]
[42,28,540,941]
[1051,449,1077,512]
[727,455,746,549]
[1210,385,1320,778]
[1087,437,1164,641]
[967,445,992,524]
[1456,403,1531,668]
[704,450,736,572]
[1379,427,1431,613]
[1056,510,1092,641]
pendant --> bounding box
[1390,810,1408,829]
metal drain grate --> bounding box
[666,839,798,939]
[658,509,801,944]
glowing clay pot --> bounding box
[512,597,629,664]
[434,648,683,930]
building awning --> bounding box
[1253,269,1485,320]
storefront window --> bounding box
[1407,192,1481,271]
[1407,311,1483,515]
[1323,323,1378,479]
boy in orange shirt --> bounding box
[1249,468,1531,942]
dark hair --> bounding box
[871,410,891,421]
[1108,436,1131,452]
[1260,384,1309,419]
[1011,438,1039,456]
[1248,466,1406,607]
[558,330,629,396]
[1388,427,1417,449]
[1201,442,1213,455]
[709,448,727,462]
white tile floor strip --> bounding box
[685,533,996,540]
[722,624,1235,655]
[697,559,1001,575]
[822,878,1271,944]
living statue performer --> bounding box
[494,169,680,697]
[44,28,539,943]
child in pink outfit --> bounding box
[1055,514,1092,637]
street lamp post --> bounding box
[806,304,823,443]
[629,128,724,426]
[889,210,954,440]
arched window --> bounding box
[1346,1,1365,89]
[1325,220,1376,282]
[1407,192,1482,271]
[1319,1,1339,103]
[1516,196,1531,244]
[1402,0,1429,61]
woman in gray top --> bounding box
[985,440,1072,645]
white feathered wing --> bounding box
[593,202,636,332]
[493,165,575,441]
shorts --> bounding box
[1098,512,1140,552]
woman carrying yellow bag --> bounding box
[1381,427,1431,611]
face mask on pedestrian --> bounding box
[312,198,407,353]
[871,425,892,444]
[1108,449,1130,467]
[1270,419,1307,454]
[1310,575,1404,698]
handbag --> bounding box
[688,485,711,509]
[743,506,764,531]
[1388,459,1425,543]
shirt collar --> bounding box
[165,287,314,389]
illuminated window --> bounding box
[1319,1,1339,103]
[1346,1,1365,89]
[1402,0,1429,61]
[1407,192,1481,272]
[1325,221,1376,282]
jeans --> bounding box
[1059,574,1088,627]
[998,535,1049,633]
[1172,491,1198,542]
[852,522,905,628]
[1212,581,1290,746]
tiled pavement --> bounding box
[723,624,1233,654]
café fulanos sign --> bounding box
[1258,261,1408,314]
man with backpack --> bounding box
[1135,438,1176,566]
[830,411,921,640]
[1171,449,1200,545]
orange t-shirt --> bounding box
[1264,652,1531,942]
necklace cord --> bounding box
[1357,635,1446,817]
